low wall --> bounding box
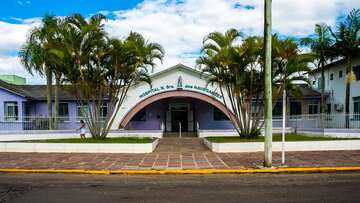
[203,139,360,153]
[0,139,159,153]
[0,130,163,142]
[297,128,360,138]
[198,127,293,138]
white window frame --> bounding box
[4,101,18,121]
[308,100,320,115]
[77,104,89,120]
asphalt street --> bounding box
[0,172,359,203]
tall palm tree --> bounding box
[197,28,264,137]
[273,36,313,102]
[329,9,360,127]
[19,14,59,129]
[60,13,164,139]
[301,24,334,119]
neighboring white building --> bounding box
[309,56,360,115]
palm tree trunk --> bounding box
[320,60,326,128]
[54,73,61,130]
[345,58,351,128]
[46,69,53,130]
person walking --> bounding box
[78,120,86,139]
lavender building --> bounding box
[0,64,321,133]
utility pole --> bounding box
[282,89,286,165]
[264,0,273,167]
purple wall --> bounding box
[127,97,235,130]
[194,100,234,129]
[0,88,26,130]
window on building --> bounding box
[101,103,108,118]
[317,78,321,89]
[327,103,331,114]
[353,65,360,81]
[77,104,89,119]
[290,101,302,115]
[354,97,360,120]
[312,80,316,85]
[131,108,146,121]
[213,107,229,121]
[330,73,334,80]
[339,70,343,78]
[273,102,283,117]
[308,101,320,114]
[4,101,18,121]
[59,103,69,121]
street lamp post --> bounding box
[264,0,273,167]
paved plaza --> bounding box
[0,138,359,170]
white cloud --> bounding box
[105,0,360,71]
[0,19,40,54]
[0,0,359,84]
[0,55,44,84]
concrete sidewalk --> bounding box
[0,150,359,171]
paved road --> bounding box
[0,173,359,203]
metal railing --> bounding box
[272,113,360,129]
[0,113,359,132]
[0,116,107,131]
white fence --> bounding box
[0,114,359,132]
[285,114,360,129]
[0,116,96,131]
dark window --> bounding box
[273,102,283,117]
[4,101,18,121]
[213,107,229,121]
[59,103,69,121]
[131,108,146,121]
[354,97,360,120]
[308,101,319,114]
[290,101,302,115]
[330,73,334,80]
[339,70,343,78]
[327,103,331,114]
[101,103,108,117]
[312,80,316,85]
[353,65,360,81]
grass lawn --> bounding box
[19,137,154,143]
[206,133,360,143]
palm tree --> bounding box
[273,36,313,102]
[301,24,334,122]
[197,29,264,137]
[19,14,59,129]
[60,13,164,139]
[329,9,360,127]
[105,32,164,134]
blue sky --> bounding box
[1,0,141,22]
[0,0,359,84]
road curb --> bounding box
[1,167,360,175]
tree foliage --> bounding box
[197,29,312,137]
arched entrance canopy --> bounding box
[119,90,237,128]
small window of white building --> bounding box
[354,97,360,120]
[339,71,343,78]
[4,101,18,121]
[330,73,334,80]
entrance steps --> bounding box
[163,132,198,137]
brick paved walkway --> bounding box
[0,138,359,170]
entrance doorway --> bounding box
[165,103,194,133]
[171,111,188,132]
